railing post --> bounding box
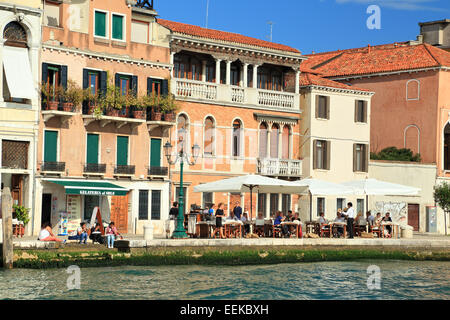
[2,187,13,269]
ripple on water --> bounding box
[0,261,449,300]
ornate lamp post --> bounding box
[164,139,200,239]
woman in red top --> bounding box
[106,222,119,248]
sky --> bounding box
[155,0,450,54]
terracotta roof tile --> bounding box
[157,19,301,54]
[300,72,370,92]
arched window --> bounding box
[177,114,189,153]
[406,79,420,101]
[282,125,290,159]
[270,124,279,158]
[444,123,450,170]
[204,116,215,156]
[259,122,268,159]
[3,21,27,47]
[404,125,420,155]
[232,119,242,157]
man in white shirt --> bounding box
[346,202,355,239]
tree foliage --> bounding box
[434,182,450,214]
[370,147,421,162]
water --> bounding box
[0,261,449,300]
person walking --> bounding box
[346,202,355,239]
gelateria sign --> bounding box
[46,180,128,196]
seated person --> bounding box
[68,222,89,244]
[318,212,328,226]
[89,223,104,244]
[333,212,345,237]
[241,212,250,235]
[286,210,294,222]
[366,211,375,227]
[273,211,289,237]
[226,211,239,222]
[375,212,383,226]
[39,222,64,242]
[382,212,393,236]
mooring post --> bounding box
[2,187,13,269]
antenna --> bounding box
[205,0,210,28]
[267,21,274,42]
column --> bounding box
[266,124,272,159]
[226,60,232,86]
[170,52,175,78]
[295,69,300,94]
[215,58,221,84]
[278,124,282,160]
[278,194,282,212]
[252,64,259,89]
[243,63,249,88]
[0,41,4,103]
[201,60,207,82]
[265,193,270,218]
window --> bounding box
[406,79,420,101]
[257,72,268,89]
[357,199,365,215]
[337,198,346,211]
[120,77,130,96]
[150,138,162,168]
[191,62,201,81]
[204,117,215,156]
[282,194,291,215]
[444,124,450,170]
[44,2,60,27]
[353,144,368,173]
[271,73,282,91]
[131,19,149,44]
[139,190,149,220]
[203,192,213,209]
[84,195,99,221]
[258,193,267,217]
[355,100,367,123]
[232,119,242,157]
[116,136,129,166]
[313,140,330,170]
[44,131,58,163]
[316,95,329,119]
[270,193,279,216]
[247,66,253,88]
[94,10,107,38]
[177,114,189,153]
[88,72,99,95]
[206,63,215,83]
[259,122,268,158]
[270,124,279,159]
[282,125,290,159]
[317,197,325,217]
[231,66,240,86]
[151,190,161,220]
[2,140,29,169]
[86,134,99,164]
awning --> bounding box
[2,46,35,99]
[47,180,128,196]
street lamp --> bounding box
[164,138,200,239]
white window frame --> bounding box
[93,9,109,39]
[111,12,126,42]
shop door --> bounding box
[408,204,420,231]
[11,174,23,206]
[41,193,52,225]
[84,195,100,221]
[110,193,129,233]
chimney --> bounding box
[368,44,371,53]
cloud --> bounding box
[335,0,449,12]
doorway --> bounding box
[408,204,420,231]
[41,193,52,226]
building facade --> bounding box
[34,0,173,236]
[0,1,41,235]
[157,19,305,218]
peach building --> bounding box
[35,0,174,236]
[157,19,306,218]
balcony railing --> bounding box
[172,79,298,111]
[148,166,168,176]
[257,158,302,177]
[41,161,65,172]
[114,165,136,175]
[84,163,106,174]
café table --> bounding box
[305,221,320,235]
[381,222,400,239]
[224,221,243,238]
[280,221,303,238]
[328,222,347,238]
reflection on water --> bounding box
[0,261,449,300]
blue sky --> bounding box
[155,0,450,54]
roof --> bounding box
[303,43,450,78]
[157,19,301,54]
[300,72,370,93]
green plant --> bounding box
[370,147,421,162]
[83,88,98,106]
[41,82,62,104]
[98,76,126,111]
[434,182,450,236]
[159,94,178,114]
[62,80,83,109]
[13,204,30,226]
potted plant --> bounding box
[62,80,83,112]
[160,94,178,122]
[99,79,124,117]
[41,82,60,110]
[13,204,30,237]
[147,92,162,121]
[83,88,100,115]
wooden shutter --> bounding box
[162,79,169,96]
[315,95,319,119]
[116,136,129,166]
[86,134,99,164]
[313,140,317,169]
[44,131,58,163]
[326,96,330,120]
[147,77,154,95]
[131,75,138,96]
[42,63,49,84]
[354,100,359,123]
[364,144,369,172]
[353,144,357,172]
[61,65,68,89]
[100,71,107,97]
[82,69,89,89]
[363,101,368,123]
[325,140,331,170]
[150,138,161,167]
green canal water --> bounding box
[0,261,449,300]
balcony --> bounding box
[172,79,299,112]
[41,103,77,125]
[40,162,66,174]
[83,163,107,176]
[257,158,302,177]
[114,165,136,176]
[148,166,168,177]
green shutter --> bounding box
[44,131,58,162]
[86,134,99,164]
[117,136,128,166]
[112,14,123,40]
[150,139,161,167]
[95,11,106,37]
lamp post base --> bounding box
[172,230,189,239]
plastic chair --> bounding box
[320,224,331,237]
[272,225,282,238]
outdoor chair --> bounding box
[255,219,265,237]
[272,225,282,238]
[370,225,381,238]
[320,224,331,237]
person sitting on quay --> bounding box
[375,212,383,226]
[274,211,289,237]
[241,211,250,235]
[333,211,345,238]
[89,223,104,244]
[68,222,88,244]
[382,212,393,237]
[39,222,64,243]
[366,211,375,227]
[105,222,119,249]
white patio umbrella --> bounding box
[194,174,307,219]
[292,178,356,221]
[341,178,421,214]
